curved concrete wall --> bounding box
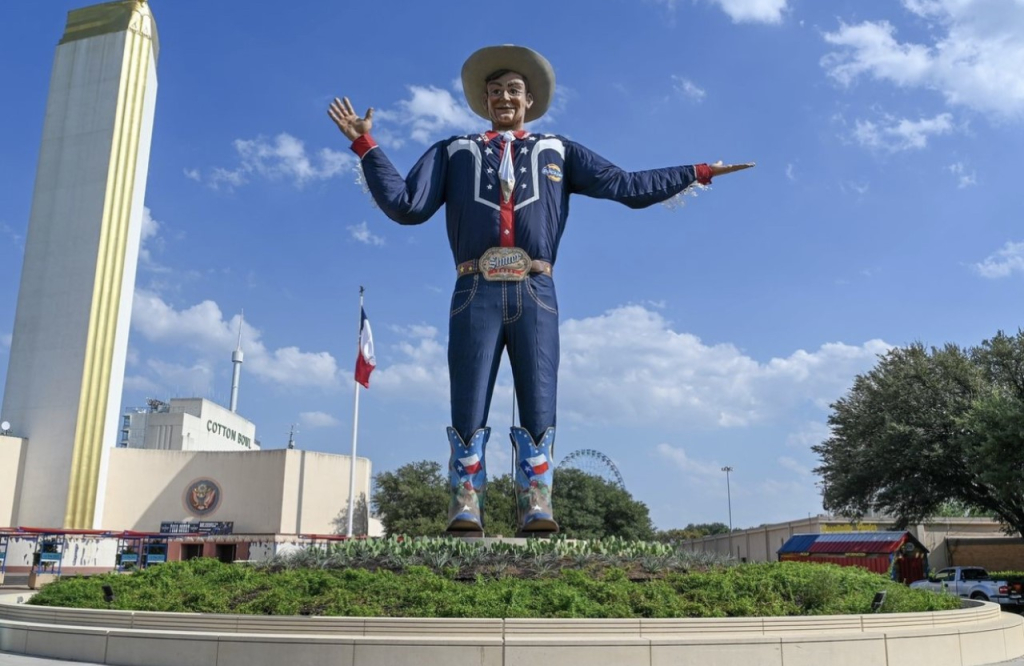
[1,599,1021,666]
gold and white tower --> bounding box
[1,1,159,528]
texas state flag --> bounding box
[354,307,376,388]
[457,454,482,475]
[519,454,549,479]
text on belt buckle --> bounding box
[479,247,532,282]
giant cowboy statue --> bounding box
[329,45,753,537]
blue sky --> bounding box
[2,0,1023,531]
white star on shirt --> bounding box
[487,168,495,174]
[528,136,537,141]
[484,147,494,155]
[521,183,527,189]
[521,147,529,154]
[519,167,527,174]
[486,184,493,190]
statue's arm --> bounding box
[329,97,446,225]
[565,141,752,209]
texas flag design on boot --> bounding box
[510,426,558,534]
[446,427,490,533]
[519,454,550,478]
[456,454,483,475]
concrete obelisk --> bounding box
[0,1,159,529]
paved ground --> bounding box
[0,655,104,665]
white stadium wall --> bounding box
[100,448,371,534]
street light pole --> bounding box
[722,466,734,559]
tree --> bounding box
[654,523,730,543]
[371,460,655,539]
[553,468,655,540]
[372,461,449,536]
[481,473,519,537]
[814,331,1024,538]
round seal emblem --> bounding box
[183,478,221,516]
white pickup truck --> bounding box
[910,566,1024,609]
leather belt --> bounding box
[456,257,553,280]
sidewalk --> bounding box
[3,651,1024,666]
[1,655,103,666]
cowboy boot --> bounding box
[510,426,559,534]
[446,426,489,533]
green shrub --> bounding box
[29,558,959,618]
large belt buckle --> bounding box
[479,247,532,282]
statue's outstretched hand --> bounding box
[709,161,755,177]
[328,97,374,142]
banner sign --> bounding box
[159,521,234,535]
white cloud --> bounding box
[1,333,11,349]
[201,133,355,190]
[2,223,24,249]
[975,241,1024,278]
[376,86,481,145]
[653,0,788,23]
[137,207,170,273]
[655,443,723,486]
[777,456,813,477]
[371,324,449,405]
[785,163,796,181]
[208,167,247,190]
[841,181,870,196]
[948,161,977,188]
[362,305,889,428]
[141,207,159,246]
[122,374,161,394]
[655,444,720,475]
[558,305,889,427]
[144,359,215,397]
[131,290,340,389]
[348,221,385,246]
[300,411,341,428]
[711,0,788,24]
[183,168,200,182]
[823,1,1024,119]
[671,75,706,102]
[785,421,831,449]
[851,113,954,151]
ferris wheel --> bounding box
[557,448,626,489]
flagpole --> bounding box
[347,286,364,538]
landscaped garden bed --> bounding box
[28,536,960,618]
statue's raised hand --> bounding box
[328,97,374,141]
[709,161,755,177]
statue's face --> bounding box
[485,71,534,131]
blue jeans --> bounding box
[448,273,559,443]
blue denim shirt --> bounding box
[356,132,701,266]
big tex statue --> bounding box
[329,45,752,536]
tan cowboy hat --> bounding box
[461,45,555,123]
